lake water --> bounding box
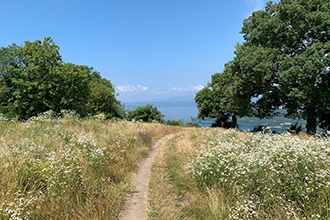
[125,101,198,120]
[125,101,307,133]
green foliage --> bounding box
[0,37,124,120]
[231,44,283,118]
[165,119,185,127]
[198,0,330,134]
[185,122,200,127]
[127,104,164,122]
[57,63,91,116]
[288,122,303,134]
[195,69,238,128]
[0,37,63,119]
[239,0,330,134]
[87,71,125,119]
[195,71,231,119]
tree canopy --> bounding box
[196,0,330,134]
[0,37,124,119]
[127,104,164,123]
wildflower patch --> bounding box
[186,130,330,219]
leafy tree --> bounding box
[127,104,164,122]
[240,0,330,134]
[230,44,283,118]
[1,37,63,119]
[195,67,238,128]
[87,71,125,118]
[200,0,329,134]
[165,119,184,126]
[0,44,22,116]
[56,63,91,116]
[0,44,21,74]
[0,37,124,120]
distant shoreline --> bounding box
[124,100,322,133]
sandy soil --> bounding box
[119,134,175,220]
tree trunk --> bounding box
[231,112,238,129]
[306,106,317,135]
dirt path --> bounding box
[119,134,176,220]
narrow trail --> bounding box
[119,133,176,220]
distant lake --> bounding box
[125,101,197,121]
[125,101,309,133]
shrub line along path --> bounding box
[119,133,177,220]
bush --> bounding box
[185,122,200,127]
[165,119,184,126]
[127,104,164,123]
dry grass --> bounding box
[3,114,324,220]
[0,115,179,220]
[148,133,185,220]
[148,127,229,219]
[148,127,330,219]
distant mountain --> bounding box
[124,95,196,106]
[160,95,195,103]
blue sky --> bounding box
[1,0,274,103]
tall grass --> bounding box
[186,130,330,219]
[148,128,225,219]
[148,128,330,219]
[0,111,177,219]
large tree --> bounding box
[0,37,124,119]
[230,43,284,118]
[199,0,330,134]
[195,66,238,128]
[56,63,91,116]
[240,0,330,134]
[0,44,22,116]
[0,37,63,119]
[87,71,125,118]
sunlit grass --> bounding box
[149,128,330,219]
[0,111,178,219]
[2,111,329,219]
[148,128,228,219]
[186,130,330,219]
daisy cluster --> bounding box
[0,134,104,219]
[186,130,330,219]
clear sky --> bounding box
[1,0,274,103]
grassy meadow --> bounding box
[148,128,330,220]
[1,112,330,219]
[0,112,179,219]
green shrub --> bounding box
[185,122,200,127]
[165,119,184,126]
[127,104,164,122]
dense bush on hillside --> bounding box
[0,37,124,120]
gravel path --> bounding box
[119,134,175,220]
